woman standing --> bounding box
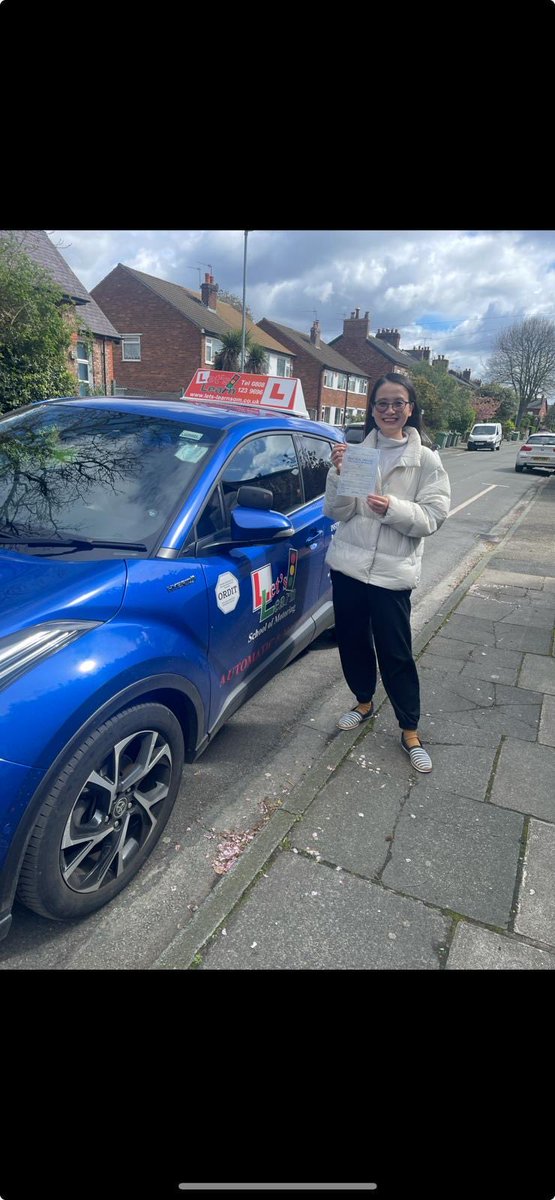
[324,372,451,772]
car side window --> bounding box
[195,487,225,540]
[298,435,333,502]
[221,434,302,516]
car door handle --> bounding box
[305,529,324,545]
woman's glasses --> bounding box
[374,399,410,413]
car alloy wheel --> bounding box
[17,703,184,921]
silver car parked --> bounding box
[515,432,555,473]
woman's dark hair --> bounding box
[364,372,422,438]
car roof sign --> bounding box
[181,370,309,417]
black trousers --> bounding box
[331,568,420,729]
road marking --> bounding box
[447,484,497,517]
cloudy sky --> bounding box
[47,229,555,380]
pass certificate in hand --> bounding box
[337,446,380,497]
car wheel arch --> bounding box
[16,701,186,921]
[0,675,203,916]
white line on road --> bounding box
[447,484,497,517]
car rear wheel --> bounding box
[17,703,185,921]
[515,464,524,472]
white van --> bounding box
[467,422,502,451]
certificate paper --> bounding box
[337,446,380,497]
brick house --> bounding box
[91,266,294,397]
[0,229,120,395]
[327,311,419,402]
[526,393,549,424]
[256,318,370,422]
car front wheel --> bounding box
[17,703,185,921]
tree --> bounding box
[411,361,476,431]
[245,342,268,374]
[0,235,77,412]
[485,316,555,428]
[474,382,517,423]
[410,370,445,430]
[214,329,245,371]
[214,329,268,374]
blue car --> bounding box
[0,393,342,937]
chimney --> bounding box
[201,272,218,310]
[310,319,321,348]
[411,345,431,362]
[343,310,370,338]
[376,327,401,350]
[433,354,449,371]
[462,368,471,382]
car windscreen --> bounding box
[0,404,221,554]
[527,435,555,445]
[472,425,496,434]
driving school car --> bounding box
[0,371,342,938]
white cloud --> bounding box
[47,229,555,381]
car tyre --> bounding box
[16,703,185,921]
[515,464,524,472]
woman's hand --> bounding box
[331,444,348,473]
[367,493,390,516]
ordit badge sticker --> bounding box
[216,572,240,613]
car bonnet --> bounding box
[0,554,127,637]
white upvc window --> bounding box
[205,336,223,365]
[76,340,91,396]
[266,352,293,378]
[275,354,292,378]
[122,335,141,361]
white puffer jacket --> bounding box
[324,426,451,590]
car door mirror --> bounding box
[230,506,294,542]
[236,485,273,509]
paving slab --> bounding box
[519,653,555,695]
[200,851,449,970]
[494,683,543,706]
[490,740,555,821]
[493,623,553,653]
[382,787,523,926]
[423,701,540,744]
[539,694,555,746]
[436,614,496,644]
[459,657,520,686]
[478,568,548,589]
[488,556,555,579]
[419,666,495,706]
[457,596,554,628]
[515,819,555,946]
[422,636,479,662]
[446,922,555,969]
[288,749,407,878]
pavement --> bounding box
[152,473,555,971]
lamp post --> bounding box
[342,373,350,427]
[240,230,250,371]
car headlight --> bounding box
[0,621,101,686]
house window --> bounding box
[76,341,91,396]
[205,337,223,365]
[276,355,292,378]
[266,353,293,378]
[122,335,141,362]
